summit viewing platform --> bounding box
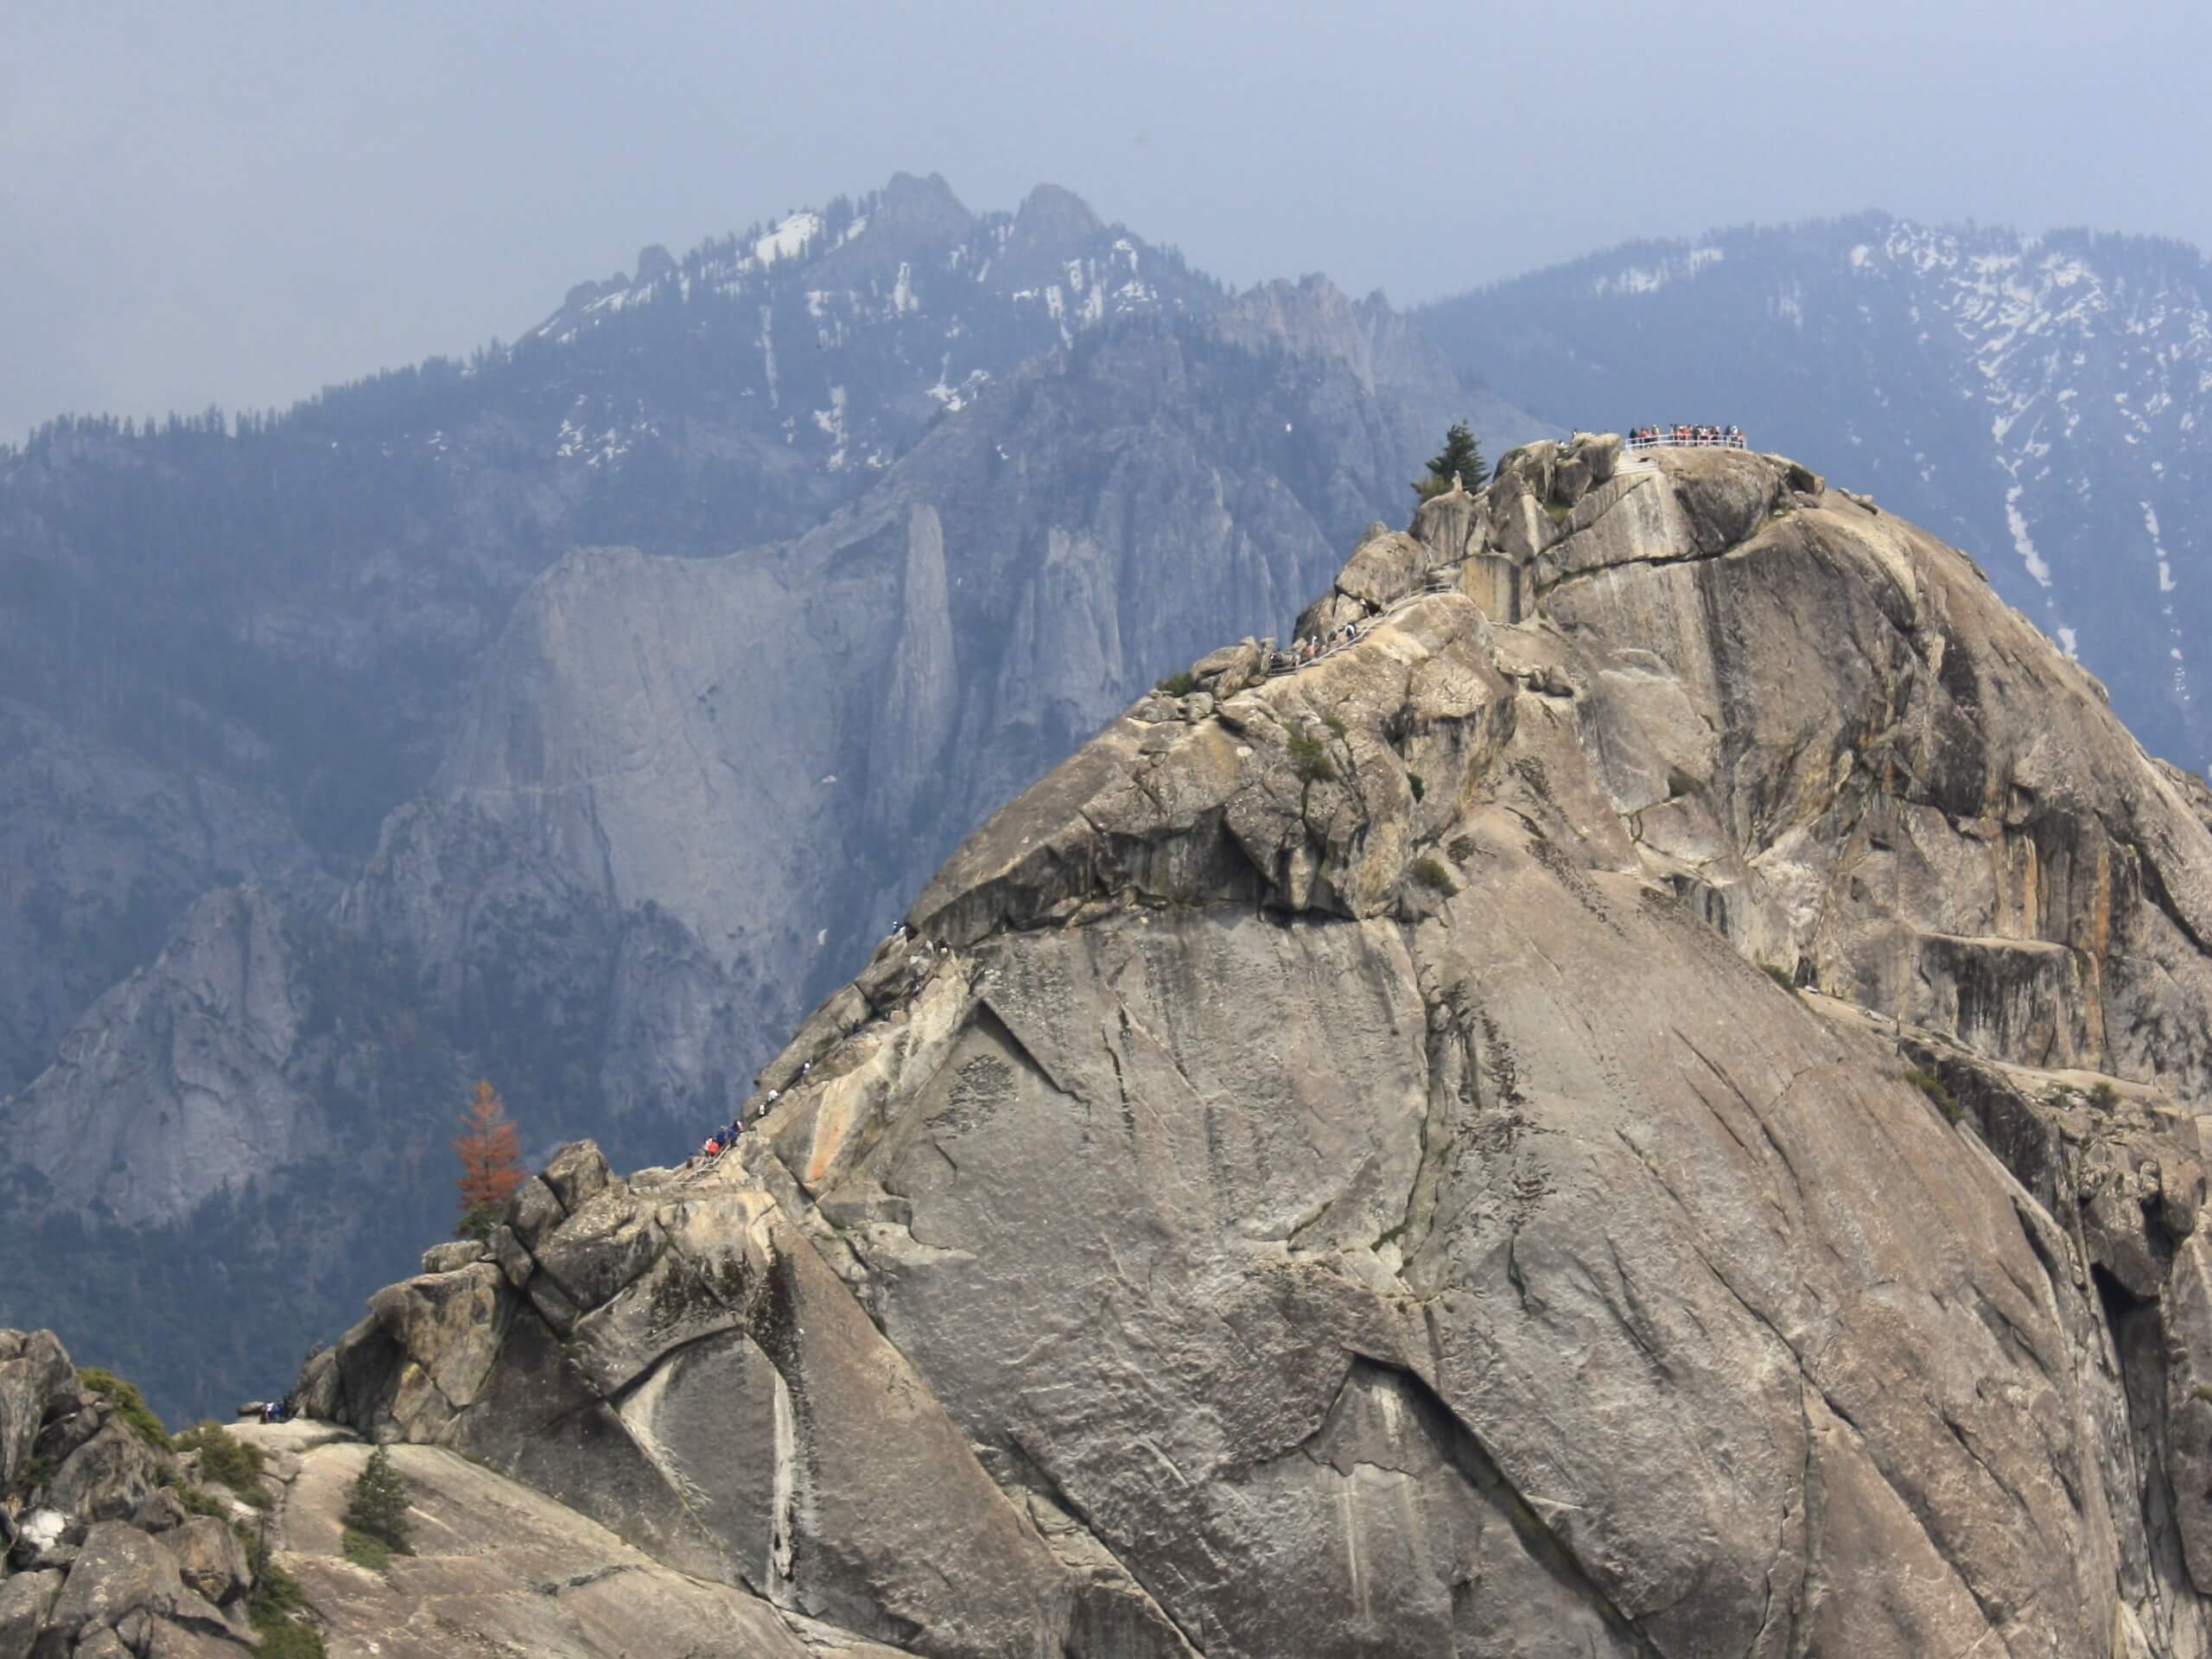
[1627,423,1747,450]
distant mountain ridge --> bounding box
[1419,211,2212,770]
[0,175,1537,1418]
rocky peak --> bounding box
[874,168,970,232]
[301,438,2212,1655]
[1011,181,1103,239]
[994,181,1109,288]
[3,886,312,1220]
[811,170,976,286]
[911,432,2212,1092]
[1225,273,1436,397]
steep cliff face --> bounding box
[1,188,1542,1421]
[428,311,1498,1108]
[5,887,316,1217]
[301,441,2212,1656]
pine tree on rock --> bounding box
[453,1079,524,1240]
[1414,422,1486,499]
[344,1445,414,1553]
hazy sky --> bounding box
[5,0,2207,442]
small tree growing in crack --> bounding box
[1287,727,1338,823]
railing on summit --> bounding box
[1625,428,1750,452]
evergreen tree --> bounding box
[1414,423,1486,500]
[343,1445,413,1553]
[453,1080,524,1240]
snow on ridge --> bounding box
[2004,482,2053,586]
[1593,246,1724,297]
[926,356,990,413]
[812,385,849,470]
[554,400,652,468]
[1889,223,2212,655]
[757,212,823,267]
[2146,501,2177,594]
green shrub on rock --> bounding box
[177,1421,267,1504]
[344,1445,414,1555]
[1410,855,1455,893]
[178,1484,232,1518]
[341,1527,391,1573]
[79,1366,171,1449]
[1287,728,1337,785]
[245,1540,325,1658]
[1904,1067,1963,1123]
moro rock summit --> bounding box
[17,435,2212,1657]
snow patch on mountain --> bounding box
[1595,246,1724,296]
[756,212,821,267]
[2004,484,2054,585]
[2147,501,2177,594]
[813,386,849,469]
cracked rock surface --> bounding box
[300,440,2212,1656]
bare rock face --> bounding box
[2,887,313,1218]
[39,1415,159,1522]
[235,1428,869,1659]
[0,1332,74,1492]
[0,1332,261,1656]
[303,442,2212,1655]
[0,1567,63,1656]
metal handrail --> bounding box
[1624,431,1748,451]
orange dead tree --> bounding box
[454,1079,525,1238]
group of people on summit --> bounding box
[1627,424,1746,449]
